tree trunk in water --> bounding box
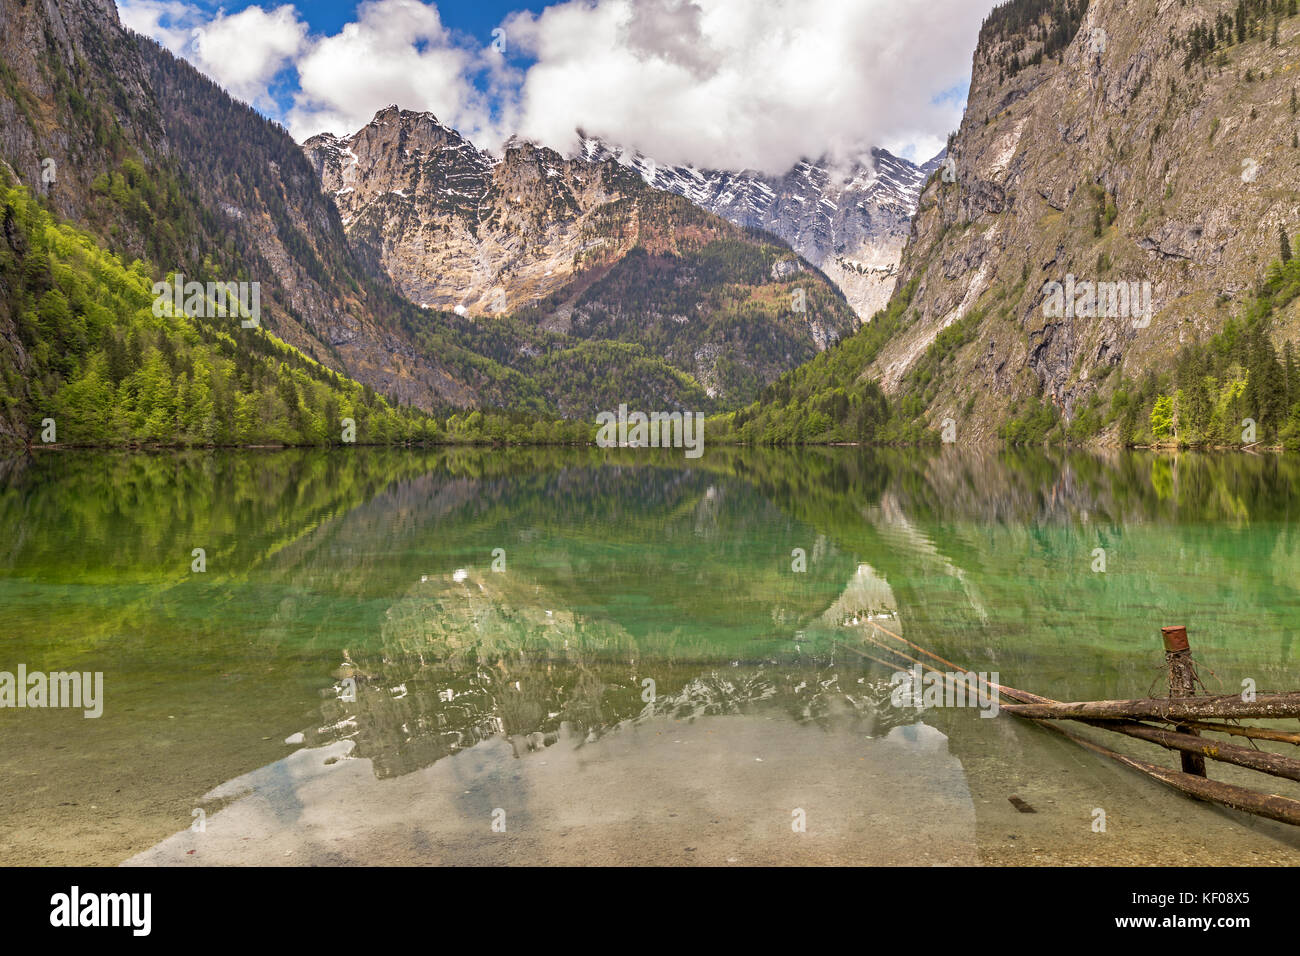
[1000,693,1300,721]
[1081,719,1300,782]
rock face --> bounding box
[303,108,861,405]
[0,0,160,226]
[305,109,639,316]
[0,0,485,415]
[869,0,1300,440]
[579,136,939,322]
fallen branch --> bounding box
[853,619,1300,826]
[1081,719,1300,783]
[1172,719,1300,747]
[1001,692,1300,722]
[1032,720,1300,827]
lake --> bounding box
[1,446,1298,865]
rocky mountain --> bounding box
[303,108,859,403]
[578,135,939,321]
[0,0,504,422]
[0,0,858,433]
[305,111,614,317]
[720,0,1300,447]
[874,0,1300,441]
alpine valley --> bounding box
[718,0,1300,448]
[301,107,861,409]
[8,0,1300,880]
[2,0,1299,450]
[0,0,868,445]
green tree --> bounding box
[1151,395,1175,441]
[1285,340,1298,411]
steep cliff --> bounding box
[721,0,1300,446]
[579,136,938,322]
[0,0,493,417]
[304,108,860,404]
[877,0,1300,442]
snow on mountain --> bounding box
[301,107,860,407]
[578,133,939,321]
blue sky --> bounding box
[311,0,544,35]
[146,0,541,37]
[116,0,986,170]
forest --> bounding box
[982,0,1090,79]
[1003,235,1300,449]
[711,232,1300,451]
[0,181,594,448]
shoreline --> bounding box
[3,441,1289,455]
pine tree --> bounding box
[1255,333,1286,433]
[1285,340,1298,412]
[1283,227,1294,264]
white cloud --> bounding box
[192,6,308,107]
[117,0,203,54]
[119,1,307,111]
[117,0,989,171]
[504,0,988,173]
[284,0,513,145]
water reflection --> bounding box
[3,445,1300,864]
[298,562,921,780]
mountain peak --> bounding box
[575,133,928,319]
[299,112,859,408]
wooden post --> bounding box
[1163,625,1206,777]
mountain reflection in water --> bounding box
[4,445,1300,864]
[300,564,920,780]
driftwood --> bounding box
[1000,692,1300,722]
[994,684,1300,826]
[851,618,1300,827]
[1173,719,1300,746]
[1038,720,1300,827]
[1080,719,1300,783]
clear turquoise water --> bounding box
[1,446,1298,864]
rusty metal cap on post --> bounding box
[1161,625,1189,652]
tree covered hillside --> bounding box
[0,180,431,445]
